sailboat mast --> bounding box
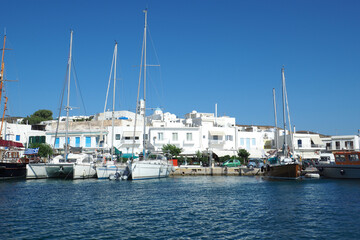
[111,42,117,162]
[281,67,288,157]
[142,9,147,158]
[65,30,73,158]
[0,34,6,110]
[272,88,278,150]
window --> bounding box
[67,137,70,144]
[298,139,302,148]
[345,141,354,149]
[115,134,121,140]
[95,136,99,147]
[240,138,244,145]
[16,135,20,141]
[186,133,192,141]
[252,138,256,145]
[246,138,250,149]
[213,135,219,140]
[349,154,359,162]
[158,132,164,141]
[335,154,346,162]
[86,137,91,148]
[335,141,340,150]
[172,133,178,141]
[75,137,80,147]
[326,143,331,150]
[225,135,233,141]
[55,138,59,148]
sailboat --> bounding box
[124,9,174,180]
[39,31,96,179]
[264,67,302,179]
[0,33,27,180]
[96,42,126,179]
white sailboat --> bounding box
[28,31,96,179]
[125,9,174,180]
[96,42,126,179]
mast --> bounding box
[272,88,278,150]
[64,30,73,158]
[0,34,6,114]
[142,9,148,158]
[0,97,8,137]
[281,67,288,157]
[111,42,117,162]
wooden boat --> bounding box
[0,34,27,180]
[263,67,302,180]
[264,157,302,179]
[316,151,360,179]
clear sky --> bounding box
[0,0,359,136]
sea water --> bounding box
[0,176,359,240]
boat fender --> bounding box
[261,166,264,172]
[266,165,270,172]
[340,169,345,175]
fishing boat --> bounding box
[0,140,26,179]
[316,151,360,178]
[264,67,302,180]
[0,34,27,180]
[125,9,174,180]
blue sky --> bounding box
[0,0,359,135]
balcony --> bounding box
[209,140,225,146]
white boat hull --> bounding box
[73,163,96,179]
[96,164,126,179]
[129,160,173,180]
[26,163,48,179]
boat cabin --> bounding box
[333,151,360,165]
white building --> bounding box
[2,122,45,148]
[321,135,360,151]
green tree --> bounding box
[162,144,182,158]
[22,109,53,125]
[29,143,53,158]
[237,149,250,164]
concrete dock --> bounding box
[170,166,265,176]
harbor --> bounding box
[1,1,360,239]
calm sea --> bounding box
[0,176,359,240]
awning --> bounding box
[311,135,323,145]
[121,153,138,159]
[123,131,141,137]
[24,148,39,155]
[0,139,24,148]
[209,130,225,136]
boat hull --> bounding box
[96,164,126,179]
[264,163,302,180]
[317,164,360,179]
[45,164,74,179]
[73,164,96,179]
[26,163,48,179]
[129,160,173,180]
[0,162,27,180]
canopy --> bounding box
[24,148,39,155]
[121,153,139,159]
[209,130,225,136]
[123,131,141,137]
[0,139,24,148]
[311,135,323,145]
